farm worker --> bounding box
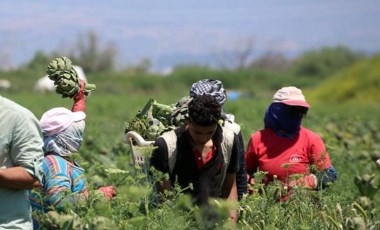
[30,81,116,228]
[188,79,247,201]
[245,86,337,201]
[0,95,44,229]
[150,95,239,222]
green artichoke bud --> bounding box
[46,56,72,77]
[124,117,147,136]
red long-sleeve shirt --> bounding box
[245,127,331,183]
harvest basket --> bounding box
[125,131,155,174]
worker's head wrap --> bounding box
[40,107,86,157]
[42,122,85,157]
[264,103,303,138]
[189,79,228,120]
[189,79,227,106]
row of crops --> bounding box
[2,91,378,229]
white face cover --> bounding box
[43,120,85,157]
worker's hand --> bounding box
[73,80,85,102]
[98,186,117,200]
[72,80,86,112]
[32,179,43,189]
[247,174,255,194]
[303,174,318,189]
[81,189,89,198]
[287,174,318,190]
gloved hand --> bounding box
[287,174,318,189]
[280,174,317,202]
[247,174,255,194]
[98,186,117,200]
[303,174,318,189]
[72,80,86,112]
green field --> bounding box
[1,52,380,229]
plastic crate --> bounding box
[125,131,154,173]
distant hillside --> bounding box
[308,55,380,104]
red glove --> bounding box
[72,80,86,112]
[303,174,318,189]
[98,186,117,200]
[287,174,318,189]
[280,174,317,202]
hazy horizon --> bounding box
[1,0,379,70]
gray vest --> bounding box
[160,127,235,192]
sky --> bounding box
[1,0,380,71]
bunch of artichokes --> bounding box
[124,98,177,141]
[46,56,96,98]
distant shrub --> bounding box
[291,46,366,78]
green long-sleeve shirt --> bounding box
[0,96,44,229]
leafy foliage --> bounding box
[291,45,366,78]
[309,55,380,104]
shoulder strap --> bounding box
[223,120,241,135]
[217,127,235,191]
[160,130,178,174]
[221,128,235,162]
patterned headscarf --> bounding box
[43,120,85,157]
[264,103,302,138]
[189,79,227,106]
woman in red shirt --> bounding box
[245,86,337,196]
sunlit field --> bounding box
[3,88,379,229]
